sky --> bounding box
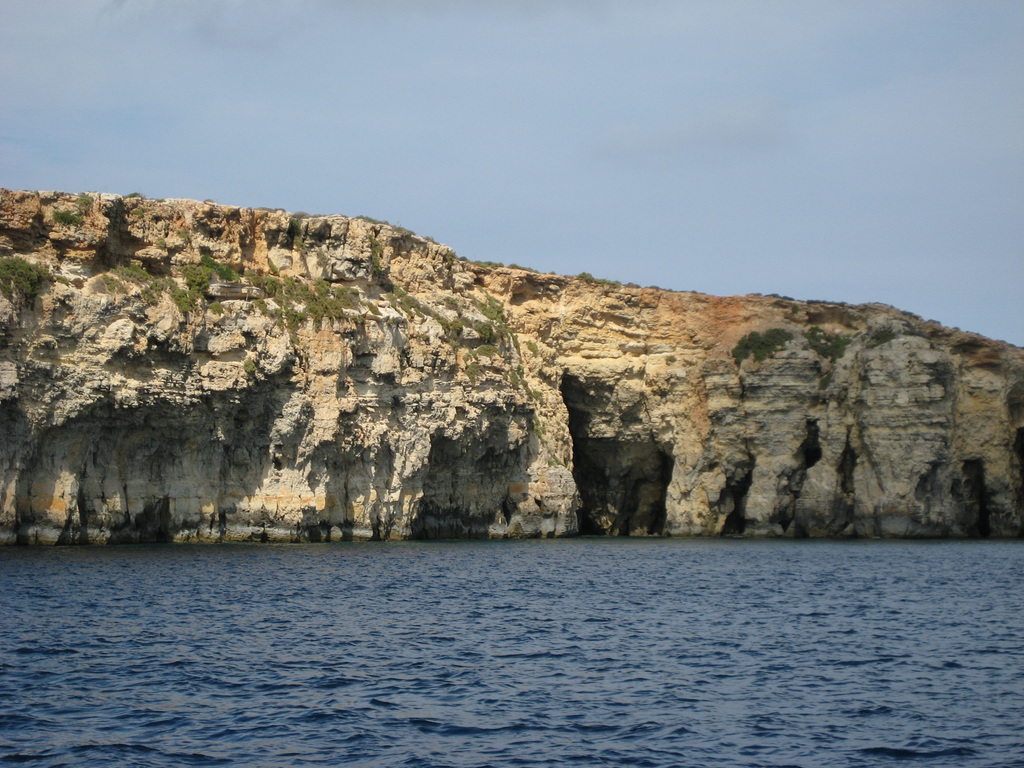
[2,1,1022,345]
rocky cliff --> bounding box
[1,189,1022,543]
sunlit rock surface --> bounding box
[1,189,1021,543]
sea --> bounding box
[1,539,1022,768]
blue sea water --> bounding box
[1,539,1022,768]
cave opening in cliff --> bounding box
[781,421,823,535]
[718,466,753,536]
[560,374,673,536]
[415,431,519,539]
[136,496,172,543]
[914,463,943,518]
[416,434,464,539]
[830,440,858,532]
[961,460,990,538]
[801,420,822,469]
[76,483,89,545]
[838,444,856,496]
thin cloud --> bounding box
[100,0,311,50]
[594,97,787,163]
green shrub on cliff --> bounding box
[52,209,84,226]
[471,295,512,346]
[576,271,621,287]
[175,254,242,312]
[390,285,425,318]
[869,329,898,347]
[573,268,618,286]
[183,265,211,295]
[436,315,464,344]
[476,344,498,358]
[254,277,361,331]
[802,327,851,364]
[0,257,48,303]
[140,277,174,305]
[170,286,196,313]
[246,271,281,298]
[480,295,505,324]
[305,281,358,328]
[113,263,154,284]
[474,321,496,344]
[200,254,239,282]
[369,235,384,278]
[806,326,852,361]
[52,195,93,226]
[732,328,793,364]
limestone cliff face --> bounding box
[1,189,1022,543]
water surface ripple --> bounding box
[1,539,1022,767]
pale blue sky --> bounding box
[2,1,1022,344]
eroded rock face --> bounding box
[1,188,1022,543]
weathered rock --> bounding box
[204,281,264,300]
[1,188,1021,544]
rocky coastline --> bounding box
[1,188,1022,543]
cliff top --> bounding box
[0,187,1019,369]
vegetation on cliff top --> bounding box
[732,328,794,364]
[805,326,853,362]
[49,194,93,227]
[732,326,859,366]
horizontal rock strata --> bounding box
[1,189,1022,543]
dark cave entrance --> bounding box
[961,459,990,538]
[719,465,753,536]
[414,433,465,540]
[825,439,858,535]
[560,374,674,536]
[413,430,519,540]
[782,420,822,536]
[76,483,89,545]
[838,443,856,498]
[135,496,173,543]
[801,420,822,470]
